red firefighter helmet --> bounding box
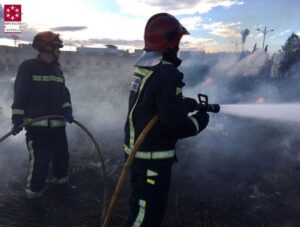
[32,31,63,51]
[144,13,189,52]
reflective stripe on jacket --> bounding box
[11,57,72,125]
[124,59,198,159]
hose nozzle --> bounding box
[197,94,220,113]
[206,104,220,113]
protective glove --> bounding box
[191,111,209,134]
[64,112,74,123]
[183,97,198,113]
[11,118,23,135]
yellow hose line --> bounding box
[102,115,159,227]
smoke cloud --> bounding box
[173,51,300,225]
[1,48,300,225]
[0,72,27,182]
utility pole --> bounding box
[11,35,19,47]
[256,26,274,50]
[69,38,72,51]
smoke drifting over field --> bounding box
[180,51,300,159]
[174,51,300,225]
[1,50,300,225]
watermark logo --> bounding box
[4,4,22,33]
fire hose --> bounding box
[0,115,108,226]
[102,115,159,227]
[0,93,219,226]
[103,94,220,226]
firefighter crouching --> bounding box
[11,31,74,216]
[123,13,209,226]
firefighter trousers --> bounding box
[124,161,172,227]
[25,127,69,198]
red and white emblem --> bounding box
[4,5,22,22]
[4,4,23,33]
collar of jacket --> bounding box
[135,51,162,67]
[36,55,60,67]
[162,52,182,68]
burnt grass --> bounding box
[0,118,300,227]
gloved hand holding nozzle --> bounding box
[183,97,198,113]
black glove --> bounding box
[64,112,74,123]
[11,118,23,135]
[191,111,209,134]
[183,97,198,113]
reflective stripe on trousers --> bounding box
[24,119,66,127]
[132,199,146,227]
[124,145,175,160]
[26,140,45,198]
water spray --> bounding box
[220,103,300,123]
[196,94,300,125]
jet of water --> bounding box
[220,104,300,123]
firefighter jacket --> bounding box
[124,56,199,161]
[11,57,72,127]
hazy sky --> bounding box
[0,0,299,53]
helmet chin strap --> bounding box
[177,49,181,58]
[166,46,179,54]
[52,54,59,62]
[39,49,58,63]
[163,47,182,67]
[41,45,59,60]
[163,46,179,59]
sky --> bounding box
[0,0,299,53]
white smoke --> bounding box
[213,51,269,77]
[0,56,135,183]
[178,49,300,171]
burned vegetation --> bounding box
[1,115,300,227]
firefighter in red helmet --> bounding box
[11,31,74,217]
[143,12,189,52]
[32,31,63,51]
[123,13,209,226]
